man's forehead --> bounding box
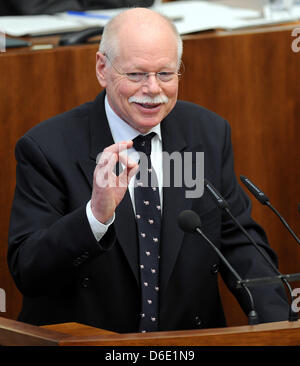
[116,14,177,45]
[116,32,178,62]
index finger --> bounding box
[103,140,133,154]
[96,140,133,165]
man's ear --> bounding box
[96,52,108,88]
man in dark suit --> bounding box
[8,8,290,333]
[0,0,154,15]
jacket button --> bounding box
[73,258,81,266]
[82,251,89,260]
[81,277,90,288]
[211,263,219,275]
[195,316,202,327]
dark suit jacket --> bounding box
[8,91,289,333]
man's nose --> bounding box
[142,74,162,94]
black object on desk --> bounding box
[5,37,31,48]
[59,27,103,46]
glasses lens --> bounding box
[157,72,176,82]
[126,73,146,82]
[126,72,177,82]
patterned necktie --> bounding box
[133,133,161,332]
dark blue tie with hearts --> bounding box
[133,133,161,332]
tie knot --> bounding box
[133,132,155,156]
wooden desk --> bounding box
[0,24,300,326]
[1,316,300,346]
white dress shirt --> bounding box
[86,95,163,241]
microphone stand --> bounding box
[205,179,299,322]
[265,201,300,245]
[224,207,299,322]
[195,226,259,325]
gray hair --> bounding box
[99,10,183,71]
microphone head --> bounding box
[204,178,230,210]
[240,175,269,205]
[178,210,201,233]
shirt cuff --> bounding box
[86,200,115,242]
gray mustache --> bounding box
[128,95,169,104]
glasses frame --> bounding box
[104,53,181,84]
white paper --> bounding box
[0,15,94,36]
[222,4,300,30]
[0,1,300,37]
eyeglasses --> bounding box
[105,54,180,83]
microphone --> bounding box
[204,179,298,321]
[240,175,300,246]
[178,209,259,325]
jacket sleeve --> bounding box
[8,135,115,297]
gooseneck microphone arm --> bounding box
[204,179,298,322]
[262,204,300,245]
[240,175,300,246]
[195,226,258,324]
[204,179,280,272]
[178,210,259,325]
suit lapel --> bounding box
[159,113,203,294]
[78,91,114,187]
[78,91,140,284]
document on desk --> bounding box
[0,8,126,36]
[0,2,259,37]
[0,14,101,37]
[81,1,262,34]
[0,1,300,37]
[221,5,300,30]
[154,1,261,34]
[85,1,300,34]
[153,1,300,33]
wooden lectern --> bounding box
[0,316,300,346]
